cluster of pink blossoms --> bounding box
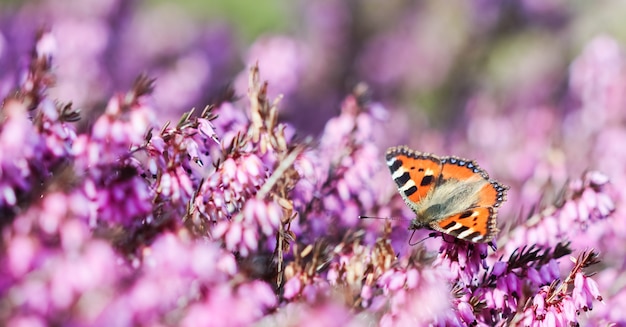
[1,6,626,327]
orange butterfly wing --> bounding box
[434,157,508,242]
[440,156,507,208]
[433,207,497,243]
[475,180,508,208]
[386,146,442,209]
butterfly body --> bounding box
[386,146,508,243]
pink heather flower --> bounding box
[293,94,387,242]
[0,32,78,216]
[74,91,156,177]
[85,92,156,164]
[3,234,120,323]
[213,199,282,256]
[283,274,304,300]
[6,315,47,327]
[147,111,218,170]
[313,241,453,326]
[244,198,282,236]
[197,118,219,144]
[501,171,615,255]
[156,166,194,204]
[506,251,603,326]
[290,149,324,212]
[92,171,152,227]
[63,77,161,228]
[90,232,240,326]
[456,301,477,325]
[193,151,266,224]
[433,240,490,286]
[378,267,452,327]
[572,272,602,311]
[5,6,626,326]
[210,102,249,149]
[422,234,585,325]
[0,101,39,209]
[124,234,232,316]
[181,281,277,327]
[2,190,90,268]
[518,287,581,327]
[254,301,355,327]
[325,236,394,301]
[6,235,38,277]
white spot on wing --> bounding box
[443,222,464,232]
[399,179,416,192]
[457,228,477,239]
[392,167,407,180]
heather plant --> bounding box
[1,1,626,327]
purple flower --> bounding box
[213,199,282,256]
[501,171,615,255]
[377,264,452,327]
[291,93,389,243]
[191,153,266,225]
[0,100,39,209]
[0,31,78,219]
[181,281,277,327]
[61,76,159,228]
[1,195,121,324]
[254,301,355,327]
[505,251,602,326]
[3,3,626,326]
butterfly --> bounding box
[386,146,508,243]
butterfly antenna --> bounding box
[408,230,431,246]
[358,215,407,221]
